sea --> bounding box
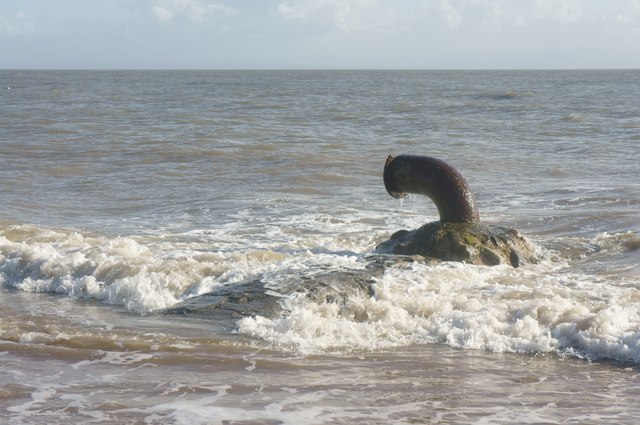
[0,69,639,424]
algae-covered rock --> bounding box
[381,155,541,267]
[376,221,539,267]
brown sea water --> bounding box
[1,70,639,423]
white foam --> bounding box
[0,224,301,312]
[4,222,640,363]
[590,230,640,253]
[0,220,385,313]
[72,351,155,369]
[238,258,640,363]
[118,385,432,425]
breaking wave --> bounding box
[3,223,639,363]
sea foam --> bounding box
[0,224,264,312]
[3,223,640,363]
[239,257,640,363]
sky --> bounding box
[1,0,639,69]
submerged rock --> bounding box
[160,256,407,321]
[161,278,283,320]
[376,221,539,267]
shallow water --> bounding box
[1,70,639,423]
[2,288,640,424]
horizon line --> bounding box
[2,67,639,72]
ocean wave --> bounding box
[0,219,387,313]
[238,256,640,363]
[591,231,640,253]
[3,222,640,364]
[0,223,282,312]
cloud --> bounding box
[152,6,173,22]
[275,0,586,35]
[277,0,398,32]
[476,0,584,30]
[150,0,234,24]
[437,0,462,29]
[0,11,36,36]
[607,0,640,28]
[274,0,598,34]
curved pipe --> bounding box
[383,154,480,223]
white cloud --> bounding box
[277,0,398,32]
[274,0,595,34]
[152,6,173,22]
[1,0,638,69]
[479,0,584,29]
[608,0,640,28]
[415,0,588,33]
[437,0,462,29]
[150,0,234,24]
[0,11,36,36]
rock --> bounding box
[375,221,539,267]
[158,257,409,321]
[160,278,283,320]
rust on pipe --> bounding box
[383,155,480,223]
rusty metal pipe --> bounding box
[383,155,480,223]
